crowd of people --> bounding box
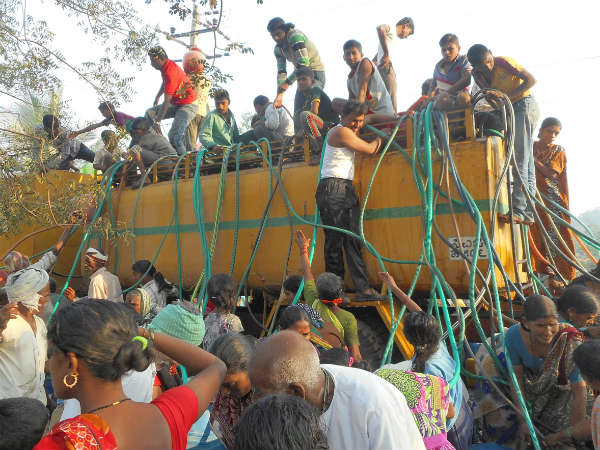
[2,11,599,450]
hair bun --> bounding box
[113,339,153,375]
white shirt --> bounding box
[376,25,395,63]
[0,315,47,405]
[264,103,294,138]
[320,125,356,180]
[89,266,123,302]
[31,251,57,272]
[143,279,167,308]
[61,363,156,420]
[320,364,426,450]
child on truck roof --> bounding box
[429,33,472,111]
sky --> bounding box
[4,0,600,214]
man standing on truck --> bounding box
[145,46,197,156]
[372,17,414,113]
[267,17,326,114]
[316,100,382,299]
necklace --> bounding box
[86,398,131,414]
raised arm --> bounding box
[52,224,74,256]
[376,24,392,66]
[296,229,314,282]
[140,328,226,419]
[69,119,110,138]
[378,272,422,312]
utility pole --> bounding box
[190,1,201,48]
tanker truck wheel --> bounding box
[356,318,388,371]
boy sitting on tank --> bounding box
[293,67,339,164]
[427,33,472,111]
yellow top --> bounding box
[490,56,531,103]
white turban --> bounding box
[5,267,50,311]
[4,251,31,273]
[86,248,108,262]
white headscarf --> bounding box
[4,267,50,311]
[86,248,108,262]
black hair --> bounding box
[467,44,490,66]
[214,89,230,101]
[404,311,441,373]
[101,129,116,140]
[132,259,172,293]
[523,294,558,321]
[233,394,328,450]
[210,333,257,373]
[422,78,434,96]
[283,274,303,298]
[48,298,153,381]
[253,95,269,106]
[439,33,459,47]
[557,285,599,315]
[278,305,310,330]
[570,261,600,287]
[0,397,49,450]
[397,17,414,32]
[540,117,562,130]
[573,340,600,382]
[341,99,368,117]
[343,39,362,53]
[42,114,59,129]
[319,347,350,366]
[295,66,314,80]
[207,273,236,312]
[316,272,342,302]
[98,101,115,113]
[49,277,57,293]
[267,17,293,34]
[131,117,151,131]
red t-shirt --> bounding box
[152,385,199,450]
[161,59,197,106]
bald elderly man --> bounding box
[249,330,425,450]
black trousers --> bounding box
[315,177,370,292]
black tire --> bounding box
[356,318,388,371]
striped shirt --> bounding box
[274,27,324,85]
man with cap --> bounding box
[249,330,426,450]
[64,248,123,302]
[267,17,325,114]
[145,45,198,156]
[0,267,51,403]
[183,47,212,150]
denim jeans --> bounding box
[511,96,540,221]
[146,103,197,155]
[293,70,326,117]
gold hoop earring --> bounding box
[63,372,79,389]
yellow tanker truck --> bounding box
[0,108,529,364]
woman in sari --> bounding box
[375,368,455,450]
[474,295,588,449]
[125,287,159,327]
[35,298,225,450]
[530,117,576,291]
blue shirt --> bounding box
[505,324,583,383]
[413,344,464,428]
